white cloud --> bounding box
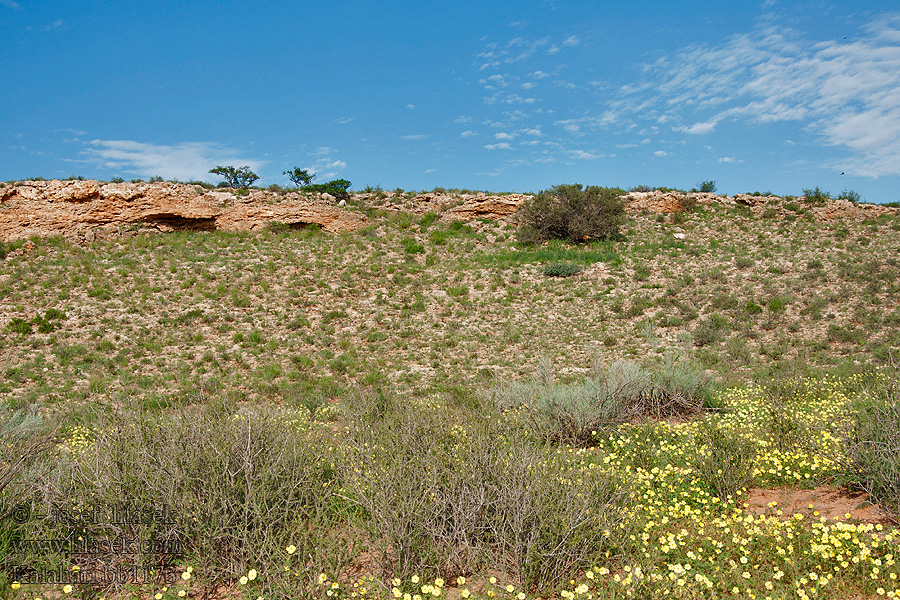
[495,132,516,140]
[653,150,668,157]
[460,130,478,138]
[84,140,265,181]
[641,13,900,176]
[1,0,22,9]
[406,104,415,110]
[521,128,542,136]
[562,35,581,47]
[529,70,551,78]
[718,156,743,163]
[484,142,513,150]
[672,119,718,134]
[454,115,473,124]
[424,168,436,174]
[521,82,536,89]
[401,134,428,140]
[333,117,355,124]
[568,150,599,159]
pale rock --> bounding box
[0,179,369,241]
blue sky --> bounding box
[3,1,900,203]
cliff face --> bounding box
[2,180,896,243]
[0,180,369,241]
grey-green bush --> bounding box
[844,380,900,513]
[517,184,625,244]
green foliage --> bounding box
[843,380,900,512]
[690,418,757,501]
[209,165,260,189]
[542,262,582,278]
[43,405,343,593]
[486,358,709,445]
[745,301,764,316]
[418,212,440,229]
[802,186,831,204]
[302,178,352,200]
[838,189,861,203]
[677,194,698,212]
[340,391,627,587]
[4,310,66,335]
[283,167,315,187]
[516,184,626,244]
[693,313,729,347]
[698,180,717,193]
[401,238,425,254]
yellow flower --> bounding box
[517,594,525,600]
[286,545,296,555]
[460,590,470,599]
[179,591,186,598]
[248,569,257,581]
[318,574,328,585]
[240,576,249,585]
[457,577,466,586]
[10,583,20,590]
[506,584,515,593]
[411,575,420,584]
[155,595,162,600]
[181,571,192,581]
[63,586,73,595]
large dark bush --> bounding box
[516,184,626,244]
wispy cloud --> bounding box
[333,117,355,125]
[460,130,478,138]
[1,0,22,10]
[484,142,513,150]
[640,13,900,176]
[83,140,264,181]
[401,134,428,141]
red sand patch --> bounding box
[745,485,897,526]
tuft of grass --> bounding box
[542,262,581,278]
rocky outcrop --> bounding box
[439,193,528,222]
[0,180,368,241]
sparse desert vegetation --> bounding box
[2,183,900,600]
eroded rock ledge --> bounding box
[0,180,369,241]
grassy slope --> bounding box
[1,200,899,414]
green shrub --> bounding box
[209,165,259,189]
[838,189,861,203]
[693,313,729,347]
[542,262,581,278]
[698,180,717,193]
[340,391,627,588]
[516,184,625,244]
[677,194,698,212]
[401,238,425,254]
[843,380,900,513]
[303,178,352,200]
[485,358,709,445]
[745,301,764,315]
[42,405,342,596]
[690,418,757,501]
[283,167,315,187]
[418,212,440,229]
[802,186,830,205]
